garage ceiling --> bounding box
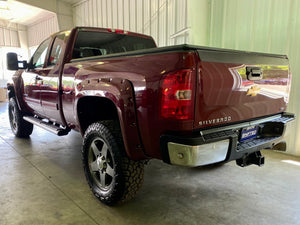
[0,0,55,26]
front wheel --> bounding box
[82,122,144,205]
[8,98,33,138]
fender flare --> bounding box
[75,77,147,160]
[7,70,29,112]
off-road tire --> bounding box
[8,97,33,138]
[82,121,144,205]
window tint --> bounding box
[48,34,65,66]
[32,38,51,68]
[72,31,156,59]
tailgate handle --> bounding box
[246,67,262,81]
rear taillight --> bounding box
[160,69,195,120]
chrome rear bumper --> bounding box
[160,112,295,167]
[168,140,229,166]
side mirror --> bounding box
[6,52,28,70]
[7,52,18,70]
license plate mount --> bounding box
[240,126,258,142]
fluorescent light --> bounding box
[281,160,300,167]
[0,0,56,26]
[0,0,13,21]
[0,1,9,10]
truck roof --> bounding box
[50,26,154,40]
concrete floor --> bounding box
[0,101,300,225]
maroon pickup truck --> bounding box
[6,27,294,205]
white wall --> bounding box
[27,15,59,47]
[18,0,73,31]
[0,15,59,83]
[188,0,208,46]
[0,19,21,47]
[0,20,27,83]
[73,0,189,47]
[56,0,74,30]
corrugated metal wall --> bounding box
[72,0,189,46]
[0,20,20,47]
[204,0,300,156]
[0,20,23,82]
[0,28,19,47]
[27,15,59,47]
[207,0,295,53]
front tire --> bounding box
[8,98,33,138]
[82,122,144,205]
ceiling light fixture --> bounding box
[0,0,14,21]
[0,0,9,10]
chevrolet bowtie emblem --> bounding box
[247,86,261,96]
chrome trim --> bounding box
[23,116,69,136]
[168,140,229,167]
[200,114,281,136]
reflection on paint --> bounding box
[229,64,290,100]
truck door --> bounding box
[23,38,51,115]
[39,34,65,123]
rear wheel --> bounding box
[82,121,144,205]
[8,98,33,137]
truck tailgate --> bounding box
[194,48,290,129]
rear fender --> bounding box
[75,78,146,160]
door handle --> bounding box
[35,76,43,81]
[246,67,263,81]
[63,89,74,95]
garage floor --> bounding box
[0,102,300,225]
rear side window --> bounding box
[48,34,65,66]
[72,31,156,59]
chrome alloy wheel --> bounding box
[9,103,18,132]
[8,98,33,138]
[83,122,145,205]
[88,137,115,191]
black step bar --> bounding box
[23,116,70,136]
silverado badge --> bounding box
[247,86,261,96]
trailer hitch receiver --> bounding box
[236,151,265,167]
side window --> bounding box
[32,38,51,68]
[48,34,65,66]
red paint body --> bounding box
[10,27,291,161]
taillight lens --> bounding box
[160,69,195,120]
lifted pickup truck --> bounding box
[7,27,294,205]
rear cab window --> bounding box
[48,34,65,66]
[72,31,156,59]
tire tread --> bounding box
[82,121,144,205]
[8,98,33,138]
